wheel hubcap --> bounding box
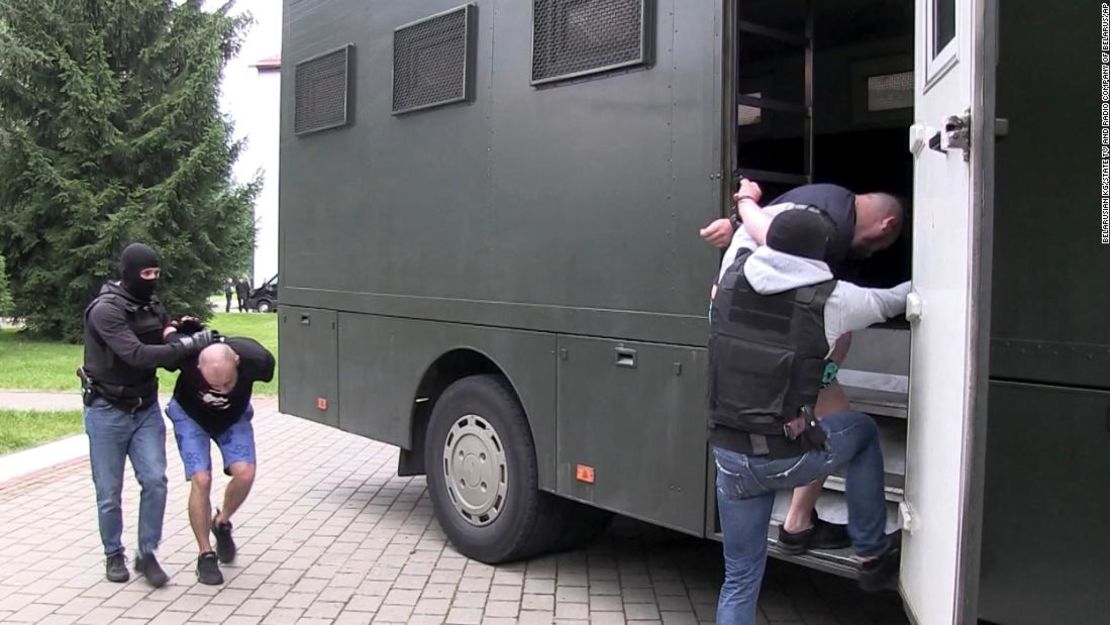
[442,414,508,526]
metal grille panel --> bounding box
[532,0,650,84]
[294,46,351,135]
[392,5,475,115]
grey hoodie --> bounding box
[718,204,910,356]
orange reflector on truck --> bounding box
[576,464,595,484]
[316,397,328,411]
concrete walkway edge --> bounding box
[0,433,88,485]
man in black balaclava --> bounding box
[708,200,910,623]
[81,243,216,587]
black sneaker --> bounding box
[859,532,902,592]
[134,552,169,588]
[105,553,129,583]
[196,551,224,585]
[212,511,236,563]
[777,510,851,554]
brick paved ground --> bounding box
[0,398,908,624]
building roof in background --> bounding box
[252,55,281,71]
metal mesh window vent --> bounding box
[392,5,477,115]
[531,0,652,85]
[294,45,353,136]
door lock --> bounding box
[943,111,971,160]
[919,110,972,161]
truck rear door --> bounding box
[901,0,996,623]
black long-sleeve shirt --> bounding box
[82,282,187,403]
[172,337,275,434]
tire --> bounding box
[424,375,564,563]
[256,299,273,313]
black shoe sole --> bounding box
[214,533,236,563]
[134,559,169,588]
[778,521,851,555]
[858,539,902,592]
[106,571,130,583]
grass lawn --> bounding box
[0,409,84,454]
[0,312,278,395]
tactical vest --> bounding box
[82,285,167,408]
[708,249,836,457]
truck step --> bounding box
[844,384,908,419]
[766,525,861,578]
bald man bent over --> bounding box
[166,336,274,585]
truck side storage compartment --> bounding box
[978,382,1110,625]
[557,336,707,536]
[279,307,339,428]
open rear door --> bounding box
[902,0,996,623]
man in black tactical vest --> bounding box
[705,179,905,555]
[81,243,216,586]
[708,206,908,625]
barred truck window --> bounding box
[392,5,477,115]
[294,45,353,135]
[531,0,653,85]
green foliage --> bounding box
[0,253,12,316]
[0,0,259,341]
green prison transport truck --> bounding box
[277,1,1106,623]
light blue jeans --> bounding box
[84,399,168,557]
[713,410,888,625]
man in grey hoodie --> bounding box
[708,189,909,625]
[717,180,905,556]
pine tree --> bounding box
[0,253,12,318]
[0,0,258,340]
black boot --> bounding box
[105,553,129,583]
[859,532,902,592]
[212,510,237,563]
[196,551,224,585]
[134,552,169,588]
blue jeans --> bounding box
[713,410,887,625]
[84,399,168,557]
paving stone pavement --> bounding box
[0,397,909,625]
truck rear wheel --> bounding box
[424,374,562,563]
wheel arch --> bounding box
[397,346,534,477]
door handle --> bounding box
[906,292,924,323]
[615,347,637,369]
[300,314,311,326]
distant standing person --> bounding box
[235,278,250,312]
[223,278,233,313]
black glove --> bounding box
[175,329,218,355]
[172,317,207,335]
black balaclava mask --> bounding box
[119,243,160,301]
[766,208,835,262]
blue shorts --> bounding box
[166,398,256,480]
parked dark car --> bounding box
[246,275,277,312]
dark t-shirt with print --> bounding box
[769,184,856,276]
[172,337,275,435]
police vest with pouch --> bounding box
[708,249,835,457]
[82,283,168,407]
